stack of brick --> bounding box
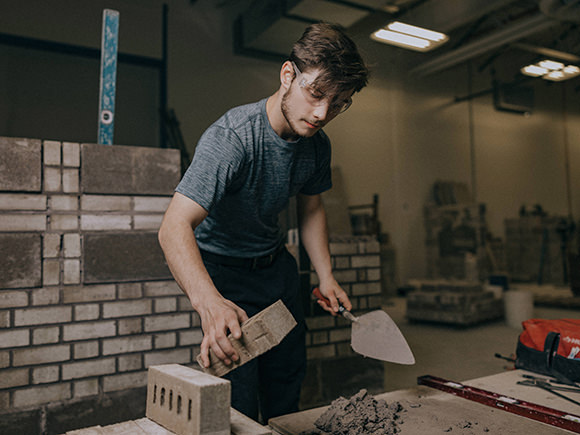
[406,279,503,326]
[306,236,382,360]
[504,216,566,284]
[424,203,487,280]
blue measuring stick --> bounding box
[97,9,120,145]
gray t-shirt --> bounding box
[176,98,332,257]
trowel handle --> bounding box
[312,287,346,316]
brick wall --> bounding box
[0,136,383,432]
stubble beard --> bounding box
[281,86,320,139]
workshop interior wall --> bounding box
[1,0,579,288]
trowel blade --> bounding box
[351,310,415,365]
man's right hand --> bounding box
[197,296,249,368]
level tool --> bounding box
[418,375,580,433]
[97,9,120,145]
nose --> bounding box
[312,101,329,120]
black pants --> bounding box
[201,248,306,423]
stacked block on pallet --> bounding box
[406,280,503,326]
[424,203,488,280]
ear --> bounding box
[280,61,294,89]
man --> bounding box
[158,22,369,422]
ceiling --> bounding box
[232,0,580,83]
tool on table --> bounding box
[517,375,580,407]
[312,288,415,365]
[418,374,580,433]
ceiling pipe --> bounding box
[511,42,580,62]
[410,13,557,76]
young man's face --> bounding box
[280,66,354,140]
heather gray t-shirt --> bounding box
[176,98,332,257]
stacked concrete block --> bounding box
[196,300,297,377]
[406,279,503,326]
[504,216,565,284]
[146,364,230,435]
[424,203,488,280]
[305,235,382,360]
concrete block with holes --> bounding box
[196,299,297,377]
[146,364,230,435]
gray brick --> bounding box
[63,259,81,284]
[0,215,46,232]
[0,290,28,308]
[311,331,328,345]
[43,259,60,286]
[179,329,203,346]
[62,284,116,303]
[118,283,143,299]
[0,311,9,328]
[144,348,191,367]
[0,351,10,368]
[50,214,78,231]
[0,329,30,348]
[154,332,176,349]
[118,354,142,372]
[80,215,131,231]
[133,196,171,212]
[351,255,381,268]
[13,344,70,366]
[74,304,100,321]
[32,327,60,345]
[74,341,99,359]
[0,137,42,191]
[32,365,59,384]
[14,306,71,326]
[13,383,71,407]
[44,167,62,191]
[62,168,79,193]
[154,297,177,313]
[62,358,116,380]
[103,371,147,392]
[62,142,80,167]
[63,321,116,341]
[102,299,152,318]
[81,195,131,211]
[43,233,61,258]
[0,194,47,211]
[63,233,81,257]
[306,344,336,360]
[102,336,152,355]
[144,314,190,332]
[134,214,163,230]
[0,368,29,389]
[74,379,99,398]
[329,328,351,343]
[333,269,357,283]
[31,288,60,305]
[305,316,336,330]
[50,195,78,211]
[329,242,358,255]
[178,296,195,312]
[43,140,61,165]
[351,282,382,296]
[118,318,143,335]
[144,281,182,297]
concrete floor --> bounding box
[379,295,579,393]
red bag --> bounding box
[516,318,580,382]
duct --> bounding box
[511,42,580,62]
[398,0,519,33]
[410,13,557,76]
[540,0,580,23]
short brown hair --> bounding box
[289,22,369,94]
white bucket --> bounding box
[504,290,534,329]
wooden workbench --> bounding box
[268,370,580,434]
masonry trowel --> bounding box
[313,288,415,365]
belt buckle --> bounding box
[251,252,274,269]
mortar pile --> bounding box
[313,389,405,435]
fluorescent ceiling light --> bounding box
[371,21,448,52]
[521,59,580,82]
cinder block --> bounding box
[197,300,297,377]
[81,143,180,195]
[0,137,42,191]
[146,364,230,435]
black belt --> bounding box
[200,244,285,270]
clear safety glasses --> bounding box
[291,62,352,115]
